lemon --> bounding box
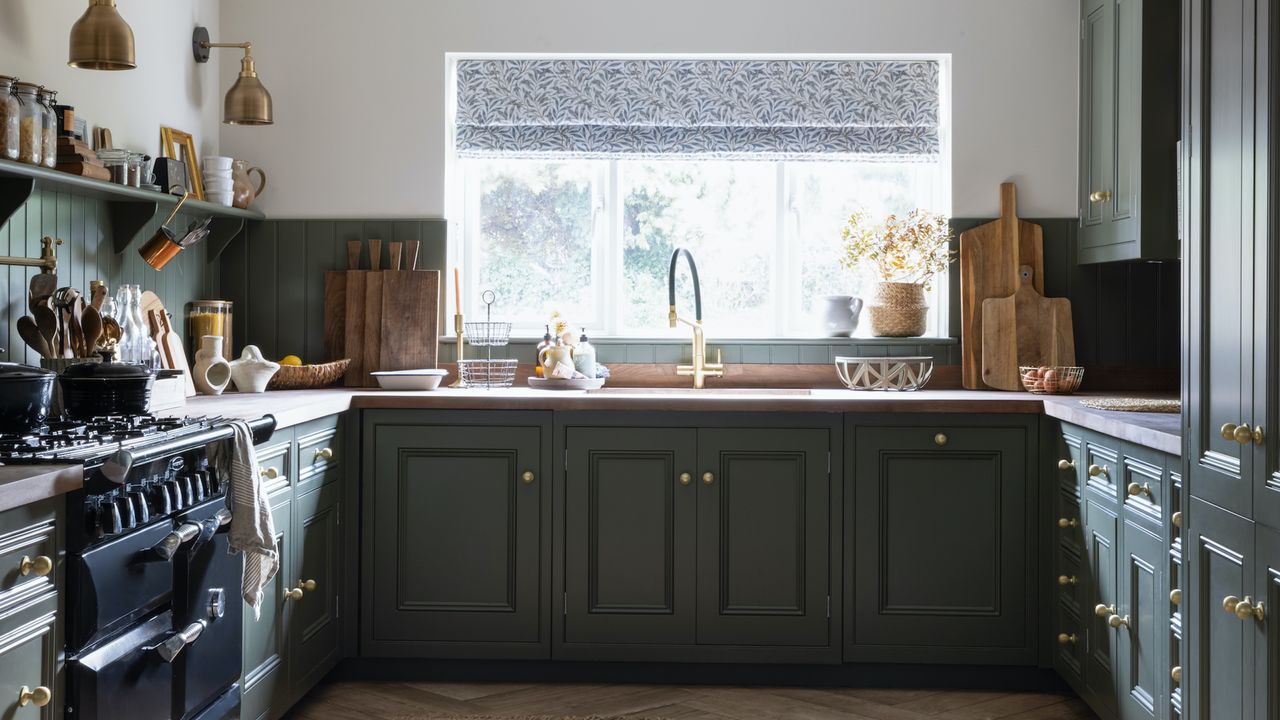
[280,355,303,366]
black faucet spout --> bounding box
[668,248,703,326]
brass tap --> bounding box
[0,236,61,274]
[668,248,724,389]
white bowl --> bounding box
[208,191,234,206]
[203,156,233,171]
[372,369,448,390]
[204,179,233,192]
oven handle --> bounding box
[151,621,207,663]
[151,509,231,561]
[100,415,277,484]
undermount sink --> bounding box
[586,387,812,395]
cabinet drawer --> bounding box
[255,440,292,495]
[1056,544,1086,616]
[1056,429,1086,493]
[0,590,59,720]
[1056,489,1085,552]
[1084,438,1120,504]
[1053,604,1085,689]
[295,418,343,495]
[0,500,58,612]
[1120,448,1164,526]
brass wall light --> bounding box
[192,26,273,125]
[68,0,136,70]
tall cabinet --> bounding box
[1182,0,1277,716]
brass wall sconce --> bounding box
[68,0,137,71]
[192,26,274,126]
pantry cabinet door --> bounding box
[1116,518,1166,720]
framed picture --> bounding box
[160,126,204,200]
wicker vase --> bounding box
[867,282,928,337]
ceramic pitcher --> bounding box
[231,160,267,210]
[193,335,232,395]
[819,295,864,337]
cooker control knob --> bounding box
[85,502,103,539]
[197,470,214,498]
[187,473,207,502]
[150,484,173,515]
[100,501,123,535]
[129,490,150,525]
[166,479,186,510]
[114,494,136,531]
[178,474,195,506]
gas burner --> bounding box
[0,414,225,464]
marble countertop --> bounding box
[0,463,83,513]
[1041,396,1182,456]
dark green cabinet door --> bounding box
[1116,518,1166,720]
[851,425,1030,663]
[288,481,342,698]
[1080,0,1116,248]
[696,428,829,647]
[0,593,58,720]
[241,492,292,720]
[1256,0,1280,529]
[1253,524,1280,718]
[1083,498,1119,718]
[564,427,696,646]
[1186,497,1254,720]
[365,421,546,657]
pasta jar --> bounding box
[186,301,233,363]
[12,82,42,166]
[0,76,18,161]
[37,87,56,168]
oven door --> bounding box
[175,499,243,720]
[68,611,174,720]
[67,522,175,652]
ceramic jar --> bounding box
[539,344,575,379]
[229,345,280,393]
[867,282,928,337]
[231,160,267,210]
[193,335,232,395]
[818,295,864,337]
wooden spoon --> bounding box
[102,316,122,344]
[81,305,103,356]
[16,316,51,358]
[28,274,57,314]
[32,303,58,355]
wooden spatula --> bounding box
[158,311,196,396]
[981,265,1076,391]
[17,316,51,359]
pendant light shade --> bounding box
[193,26,274,126]
[68,0,136,71]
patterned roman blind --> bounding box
[454,58,942,161]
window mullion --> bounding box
[774,161,790,337]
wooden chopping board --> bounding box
[362,272,384,387]
[960,183,1044,389]
[981,265,1076,391]
[379,270,440,373]
[323,272,347,362]
[342,271,368,386]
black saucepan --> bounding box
[0,362,56,433]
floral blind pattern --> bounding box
[454,58,941,160]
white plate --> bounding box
[372,369,448,390]
[527,376,605,391]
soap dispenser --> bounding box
[535,325,553,378]
[574,328,597,379]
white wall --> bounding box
[224,0,1078,219]
[0,0,222,160]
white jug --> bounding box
[819,295,864,337]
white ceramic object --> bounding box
[527,376,606,391]
[193,335,232,395]
[209,191,234,206]
[202,156,233,171]
[229,345,281,393]
[834,356,934,391]
[203,177,234,190]
[818,295,864,337]
[371,369,447,390]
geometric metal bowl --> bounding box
[834,356,934,391]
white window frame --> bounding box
[444,53,952,340]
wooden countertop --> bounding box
[0,463,83,513]
[1041,396,1182,456]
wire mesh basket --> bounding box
[464,322,512,347]
[458,358,518,388]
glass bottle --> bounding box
[574,328,597,379]
[0,76,18,161]
[534,325,553,378]
[116,285,159,367]
[12,82,42,166]
[37,87,56,169]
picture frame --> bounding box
[160,126,204,200]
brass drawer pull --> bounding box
[521,470,536,484]
[1170,589,1182,605]
[1171,666,1182,684]
[1088,464,1110,479]
[1095,603,1115,618]
[286,587,304,601]
[1221,423,1257,445]
[313,447,334,461]
[1058,459,1075,471]
[259,467,279,480]
[1223,595,1266,622]
[1171,511,1182,528]
[679,472,692,486]
[18,685,51,708]
[933,433,948,447]
[1107,613,1131,629]
[1057,633,1078,645]
[1089,190,1112,203]
[1058,575,1078,587]
[1127,482,1153,498]
[1057,517,1079,529]
[702,472,715,485]
[19,555,53,577]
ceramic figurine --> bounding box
[819,295,864,337]
[229,345,280,393]
[193,335,232,395]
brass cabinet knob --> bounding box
[1171,588,1182,605]
[314,447,334,461]
[1224,595,1266,621]
[1089,190,1113,203]
[286,588,304,601]
[678,472,692,486]
[19,555,53,577]
[299,579,317,592]
[1222,423,1239,441]
[1057,633,1078,645]
[934,433,948,446]
[1254,426,1266,445]
[1107,612,1131,629]
[521,470,536,484]
[1172,666,1182,684]
[1058,575,1078,587]
[259,467,279,480]
[1095,603,1116,618]
[702,472,715,485]
[1088,464,1109,479]
[1172,511,1182,529]
[1058,517,1079,529]
[18,685,51,708]
[1223,422,1255,445]
[1127,482,1153,498]
[1058,459,1076,471]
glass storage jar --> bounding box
[0,76,18,161]
[97,148,129,185]
[37,88,56,168]
[186,301,233,363]
[12,82,42,166]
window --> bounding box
[449,56,950,338]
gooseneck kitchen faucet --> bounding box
[668,248,723,389]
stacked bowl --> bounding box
[203,156,234,206]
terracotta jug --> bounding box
[231,160,267,209]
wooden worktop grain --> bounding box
[0,463,83,513]
[1041,395,1182,455]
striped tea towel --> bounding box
[208,419,279,619]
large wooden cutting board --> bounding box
[323,271,347,362]
[379,270,440,373]
[960,183,1044,389]
[362,272,384,387]
[981,265,1076,391]
[342,271,368,386]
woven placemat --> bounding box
[1079,398,1181,413]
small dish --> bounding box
[372,368,448,391]
[527,376,605,391]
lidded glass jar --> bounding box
[37,87,56,169]
[187,301,233,363]
[0,75,18,161]
[12,82,42,166]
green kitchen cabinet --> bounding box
[287,479,343,698]
[1252,524,1280,718]
[1077,0,1180,263]
[1114,517,1165,720]
[241,489,293,720]
[848,418,1035,665]
[0,497,61,720]
[361,410,551,658]
[1083,495,1121,719]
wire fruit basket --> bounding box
[458,358,518,388]
[1019,366,1085,395]
[457,290,516,388]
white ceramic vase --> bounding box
[193,335,232,395]
[818,295,864,337]
[229,345,280,393]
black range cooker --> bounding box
[0,414,275,720]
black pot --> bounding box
[59,360,155,419]
[0,363,56,433]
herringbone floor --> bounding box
[286,681,1100,720]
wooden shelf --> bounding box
[0,158,264,257]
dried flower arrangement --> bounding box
[839,209,955,289]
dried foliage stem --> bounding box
[839,209,955,289]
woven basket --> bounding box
[267,359,350,390]
[867,282,928,337]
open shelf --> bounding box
[0,158,264,258]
